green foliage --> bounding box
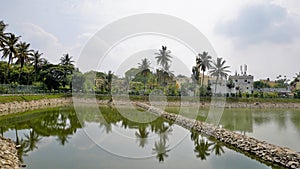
[294,90,300,99]
[253,81,270,89]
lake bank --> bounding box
[0,97,72,116]
[0,136,21,169]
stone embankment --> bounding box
[136,102,300,169]
[0,137,21,169]
[149,101,300,109]
[0,98,72,116]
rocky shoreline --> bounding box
[0,137,21,169]
[0,97,72,116]
[136,102,300,169]
[0,97,72,168]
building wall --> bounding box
[296,82,300,90]
[229,75,254,94]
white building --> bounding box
[229,65,254,94]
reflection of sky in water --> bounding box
[12,125,270,169]
[4,107,294,169]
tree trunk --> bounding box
[214,76,219,95]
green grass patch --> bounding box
[0,94,70,103]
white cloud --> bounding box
[20,23,69,63]
[215,2,300,47]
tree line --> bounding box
[0,20,76,92]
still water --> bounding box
[1,105,299,169]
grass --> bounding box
[0,94,70,103]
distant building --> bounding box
[297,82,300,90]
[175,75,193,88]
[254,87,292,97]
[229,64,254,94]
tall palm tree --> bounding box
[138,58,151,71]
[198,51,212,88]
[0,21,8,49]
[0,33,20,83]
[60,53,74,66]
[15,41,32,82]
[60,53,75,88]
[155,46,172,72]
[138,58,151,93]
[209,57,230,94]
[30,51,44,81]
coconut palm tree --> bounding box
[209,57,230,94]
[15,41,33,82]
[0,33,20,83]
[60,53,74,66]
[0,21,8,49]
[30,51,44,81]
[138,58,151,71]
[138,58,151,93]
[155,46,172,72]
[198,51,212,88]
[60,53,75,87]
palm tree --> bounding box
[198,51,212,88]
[30,51,44,81]
[0,21,8,49]
[15,41,32,82]
[209,57,230,94]
[60,54,75,88]
[138,58,151,71]
[0,33,20,83]
[138,58,151,94]
[192,66,200,96]
[155,46,172,72]
[60,53,74,66]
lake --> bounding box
[1,105,299,169]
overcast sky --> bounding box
[1,0,300,81]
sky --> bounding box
[1,0,300,81]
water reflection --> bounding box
[192,108,300,151]
[0,106,296,168]
[190,131,224,160]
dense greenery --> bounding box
[0,21,77,93]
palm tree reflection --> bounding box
[24,130,41,151]
[191,131,224,160]
[152,139,170,162]
[152,123,173,162]
[135,126,149,148]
